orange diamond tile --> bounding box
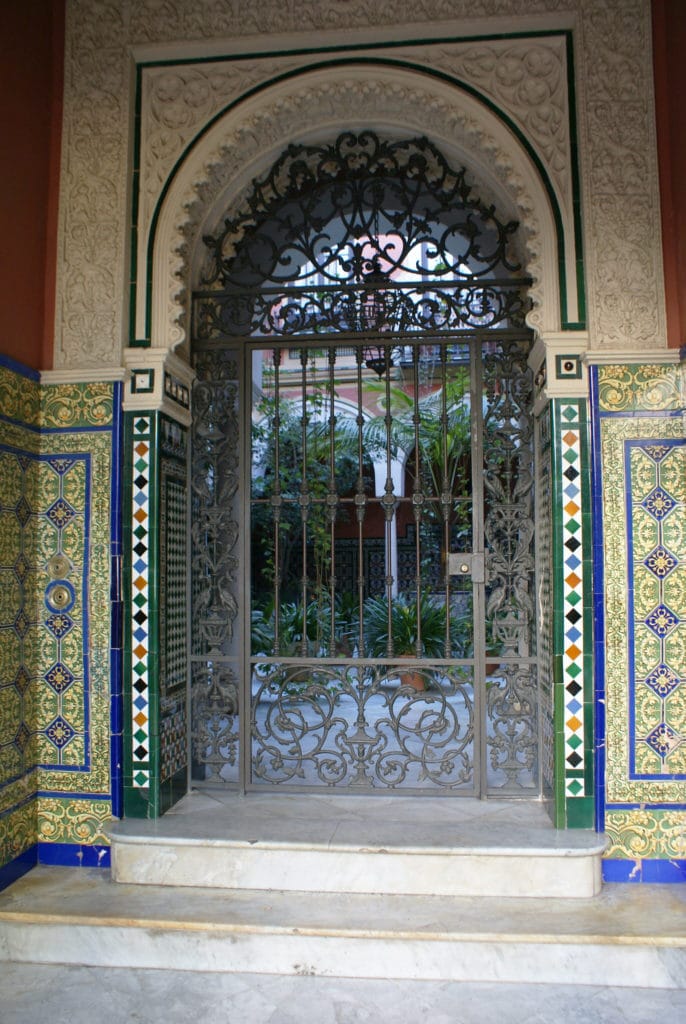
[564,500,580,516]
[565,572,581,589]
[133,576,147,591]
[133,644,147,659]
[566,644,582,660]
[133,508,148,523]
[134,711,148,728]
[563,431,578,446]
[135,442,149,456]
[566,715,582,732]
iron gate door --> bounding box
[190,334,538,795]
[189,132,539,797]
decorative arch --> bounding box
[144,62,562,354]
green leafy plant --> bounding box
[362,593,450,658]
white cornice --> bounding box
[41,367,127,385]
[583,349,681,366]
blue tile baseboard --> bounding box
[603,858,686,884]
[0,846,38,892]
[37,842,111,869]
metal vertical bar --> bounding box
[239,344,250,793]
[382,343,396,657]
[271,347,283,657]
[299,349,310,658]
[411,343,423,657]
[327,345,338,656]
[439,342,453,659]
[471,335,487,797]
[355,345,367,656]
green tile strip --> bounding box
[552,400,594,827]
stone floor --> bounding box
[2,962,686,1024]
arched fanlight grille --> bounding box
[193,132,531,342]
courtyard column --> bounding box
[530,333,595,829]
[121,348,194,818]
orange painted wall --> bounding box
[0,0,64,372]
[653,0,686,349]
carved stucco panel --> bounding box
[152,73,554,352]
[55,0,666,369]
[139,37,571,273]
[577,0,664,349]
[128,0,573,42]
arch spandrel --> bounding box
[146,65,562,356]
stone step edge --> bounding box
[2,908,685,948]
[2,918,684,989]
[109,833,608,857]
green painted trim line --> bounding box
[138,29,575,71]
[135,42,583,341]
[565,33,586,327]
[129,64,144,346]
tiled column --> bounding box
[531,336,595,829]
[122,350,194,818]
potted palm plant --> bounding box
[362,593,449,691]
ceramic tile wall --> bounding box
[592,363,686,882]
[0,358,120,882]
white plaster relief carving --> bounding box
[55,0,667,370]
[148,70,558,353]
[139,37,572,284]
[577,0,665,349]
[128,0,573,43]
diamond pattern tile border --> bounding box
[131,417,151,788]
[559,404,587,798]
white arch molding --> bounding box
[145,63,564,356]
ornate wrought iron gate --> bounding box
[189,133,538,796]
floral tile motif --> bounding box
[1,370,117,869]
[597,362,685,861]
[629,441,685,780]
[597,364,681,414]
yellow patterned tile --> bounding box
[0,511,21,567]
[633,683,663,734]
[36,796,112,846]
[605,808,686,859]
[665,631,686,674]
[665,688,686,732]
[0,451,24,507]
[660,448,686,501]
[597,364,682,413]
[632,568,659,620]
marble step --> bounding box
[109,791,607,899]
[1,866,685,988]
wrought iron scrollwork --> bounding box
[482,340,538,790]
[250,661,474,790]
[193,132,531,341]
